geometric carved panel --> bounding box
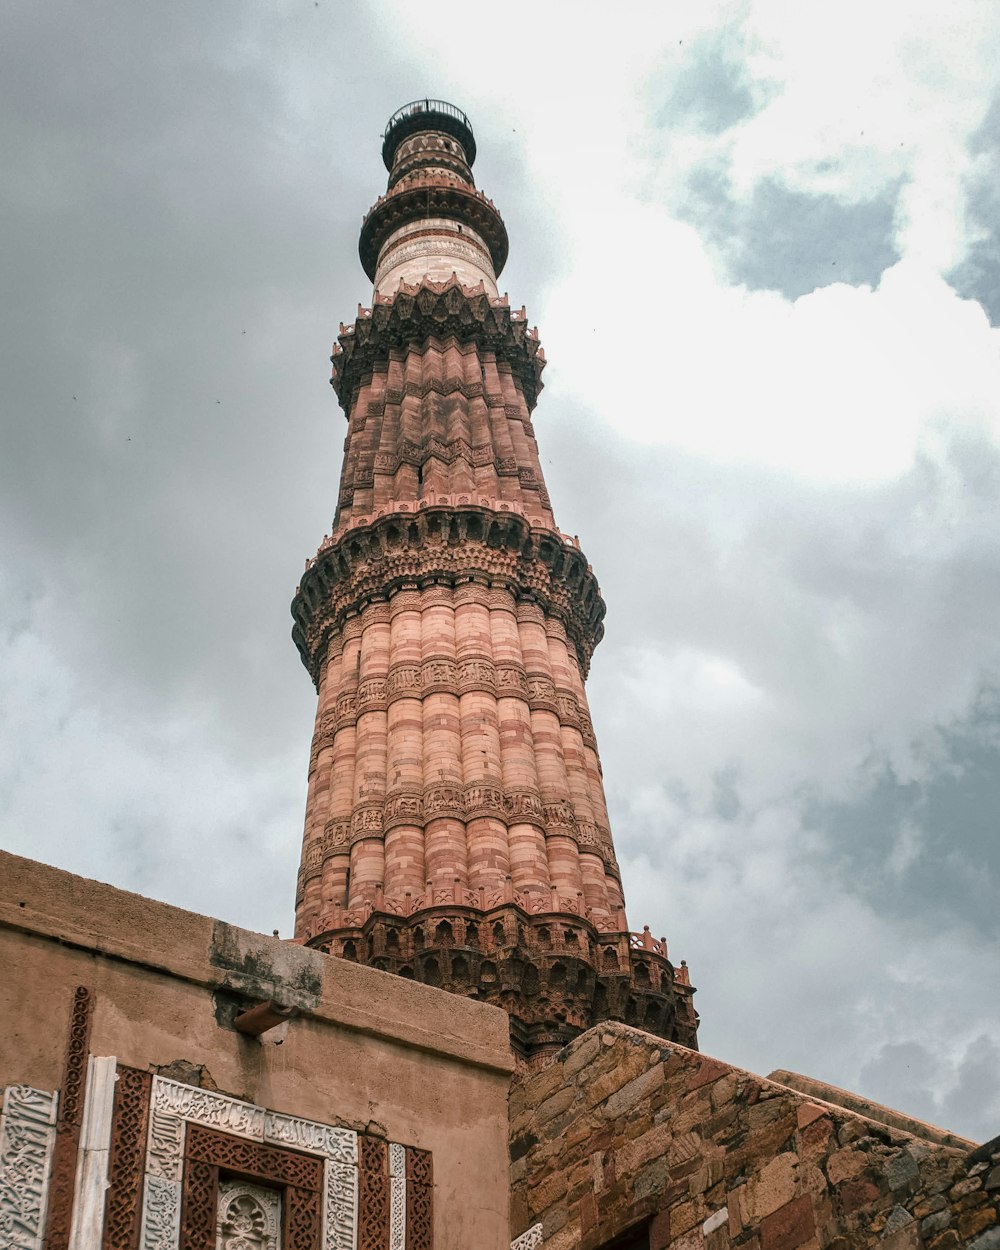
[404,1148,432,1250]
[358,1137,389,1250]
[103,1066,152,1250]
[181,1124,322,1250]
[47,985,95,1250]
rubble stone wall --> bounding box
[509,1021,1000,1250]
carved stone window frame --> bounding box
[99,1065,431,1250]
[181,1122,323,1249]
[138,1075,359,1250]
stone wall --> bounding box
[509,1021,999,1250]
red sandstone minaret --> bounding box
[291,100,697,1059]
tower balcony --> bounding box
[381,98,477,169]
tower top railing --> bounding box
[384,99,471,133]
[381,98,477,169]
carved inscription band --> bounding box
[310,664,596,747]
[310,785,614,860]
[0,1084,59,1250]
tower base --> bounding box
[307,899,698,1064]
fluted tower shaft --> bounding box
[291,101,697,1060]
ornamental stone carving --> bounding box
[292,509,605,686]
[0,1085,59,1250]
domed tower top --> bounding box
[361,100,508,297]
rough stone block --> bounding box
[563,1033,601,1077]
[827,1148,869,1185]
[585,1049,650,1108]
[649,1209,671,1250]
[839,1178,881,1215]
[760,1195,816,1250]
[536,1086,576,1126]
[605,1065,665,1118]
[959,1207,999,1240]
[966,1226,1000,1250]
[689,1056,731,1091]
[883,1204,914,1234]
[885,1151,920,1191]
[750,1152,798,1221]
[921,1209,952,1235]
[635,1157,670,1202]
[796,1103,827,1129]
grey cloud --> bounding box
[948,93,1000,323]
[651,34,761,136]
[860,1035,1000,1145]
[676,164,901,298]
[807,700,1000,942]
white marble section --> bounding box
[0,1084,59,1250]
[264,1110,357,1165]
[68,1056,118,1250]
[511,1222,544,1250]
[374,217,497,297]
[151,1078,264,1138]
[324,1160,358,1250]
[140,1174,182,1250]
[388,1143,406,1250]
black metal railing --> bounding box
[383,98,471,136]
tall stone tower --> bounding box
[291,100,697,1061]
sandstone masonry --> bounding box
[509,1022,999,1250]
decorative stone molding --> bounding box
[312,783,615,870]
[45,984,95,1250]
[292,511,604,686]
[359,190,508,285]
[331,281,541,413]
[388,1143,406,1250]
[67,1056,118,1250]
[310,641,600,735]
[0,1084,59,1250]
[308,903,695,1062]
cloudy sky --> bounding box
[3,1,1000,1141]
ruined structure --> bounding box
[0,101,996,1250]
[290,100,697,1061]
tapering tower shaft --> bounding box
[291,101,697,1060]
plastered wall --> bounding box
[0,851,514,1249]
